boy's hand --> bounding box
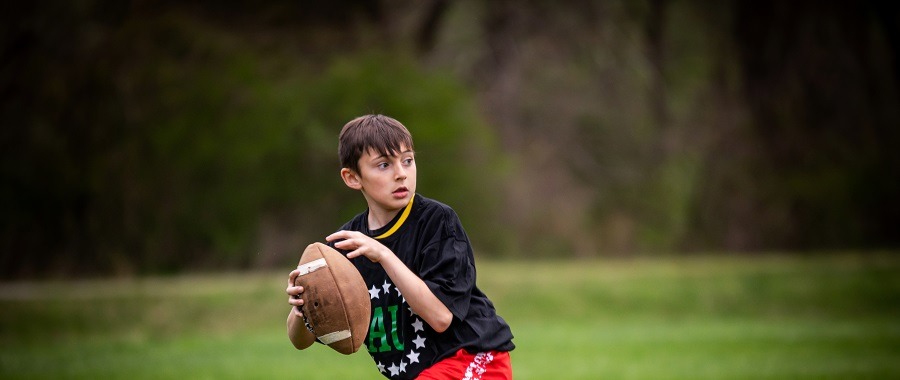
[286,268,305,319]
[326,230,394,263]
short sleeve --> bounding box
[418,211,475,321]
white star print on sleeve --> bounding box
[369,284,380,299]
[407,351,420,364]
[382,280,391,294]
[377,361,385,373]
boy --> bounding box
[286,114,514,379]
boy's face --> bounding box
[345,145,417,214]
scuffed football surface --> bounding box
[294,242,370,354]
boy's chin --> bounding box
[390,192,414,207]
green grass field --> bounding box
[2,253,899,379]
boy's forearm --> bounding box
[287,310,317,349]
[379,253,453,333]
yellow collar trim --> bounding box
[374,196,414,240]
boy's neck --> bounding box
[367,206,402,231]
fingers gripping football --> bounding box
[327,230,390,262]
[286,270,305,318]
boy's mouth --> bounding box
[392,186,409,199]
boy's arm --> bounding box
[286,269,318,349]
[327,230,454,333]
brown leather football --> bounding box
[294,242,370,355]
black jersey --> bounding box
[331,194,514,379]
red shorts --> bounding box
[417,349,512,380]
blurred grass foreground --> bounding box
[2,253,899,379]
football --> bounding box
[294,242,370,355]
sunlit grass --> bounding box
[2,253,898,379]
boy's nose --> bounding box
[395,165,407,180]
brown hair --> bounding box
[338,114,414,174]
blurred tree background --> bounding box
[2,0,898,278]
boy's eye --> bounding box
[377,162,389,169]
[403,158,414,165]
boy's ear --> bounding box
[340,168,362,190]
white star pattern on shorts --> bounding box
[462,352,494,380]
[369,284,380,299]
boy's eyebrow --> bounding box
[372,149,415,160]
